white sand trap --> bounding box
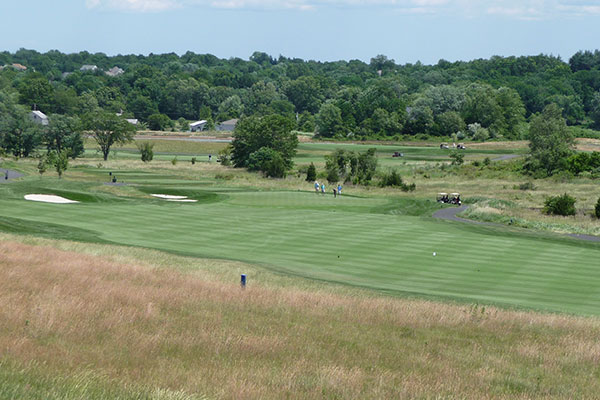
[25,194,79,204]
[167,199,198,203]
[151,194,188,200]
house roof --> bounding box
[106,66,124,76]
[190,120,207,127]
[126,119,139,125]
[12,63,27,70]
[31,110,48,119]
[80,65,98,71]
[219,119,238,125]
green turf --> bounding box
[2,172,600,317]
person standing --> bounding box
[314,181,320,194]
[337,184,342,196]
[321,183,325,195]
[333,188,337,198]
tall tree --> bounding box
[527,104,574,176]
[84,112,136,161]
[231,114,297,170]
[43,114,84,158]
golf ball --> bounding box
[433,252,437,256]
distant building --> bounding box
[11,63,27,71]
[30,110,49,125]
[1,63,27,71]
[126,119,139,126]
[80,65,98,72]
[190,120,207,132]
[216,119,238,132]
[106,66,124,77]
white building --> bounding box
[190,120,207,132]
[30,110,49,125]
[80,65,98,72]
[126,119,139,126]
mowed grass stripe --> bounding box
[3,189,600,315]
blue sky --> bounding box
[2,0,600,64]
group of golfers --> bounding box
[314,181,342,198]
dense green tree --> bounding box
[18,74,54,112]
[147,113,172,131]
[306,162,316,182]
[526,104,574,176]
[231,114,297,171]
[0,93,41,158]
[43,114,84,158]
[246,147,287,178]
[316,102,345,138]
[283,76,324,114]
[84,112,137,161]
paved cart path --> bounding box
[433,205,600,242]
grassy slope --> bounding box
[2,237,600,399]
[2,173,600,316]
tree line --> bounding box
[2,49,600,141]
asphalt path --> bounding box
[0,169,24,183]
[492,154,521,161]
[433,205,600,242]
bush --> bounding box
[543,193,576,216]
[379,170,416,192]
[595,197,600,219]
[449,151,464,165]
[191,157,196,165]
[137,141,154,162]
[218,146,232,166]
[326,164,339,183]
[147,113,172,131]
[483,157,491,166]
[171,157,178,165]
[247,147,287,178]
[306,162,316,182]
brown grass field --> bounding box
[2,236,600,399]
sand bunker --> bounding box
[152,194,197,203]
[167,199,198,203]
[24,194,79,204]
[151,194,188,200]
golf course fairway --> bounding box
[4,177,600,317]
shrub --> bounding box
[218,146,232,166]
[543,193,576,216]
[191,157,196,165]
[326,164,339,183]
[306,162,316,182]
[449,151,464,165]
[137,141,154,162]
[483,157,491,166]
[379,170,416,191]
[147,113,172,131]
[247,147,287,178]
[595,197,600,219]
[171,157,178,165]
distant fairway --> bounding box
[2,174,600,316]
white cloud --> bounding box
[86,0,179,12]
[84,0,600,17]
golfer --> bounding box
[321,183,325,195]
[337,184,342,196]
[314,181,320,193]
[333,188,337,198]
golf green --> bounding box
[3,179,600,316]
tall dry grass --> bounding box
[2,239,600,399]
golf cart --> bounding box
[392,151,404,157]
[450,193,462,205]
[440,143,449,149]
[437,193,449,203]
[457,143,467,150]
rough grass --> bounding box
[2,237,600,399]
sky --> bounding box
[1,0,600,64]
